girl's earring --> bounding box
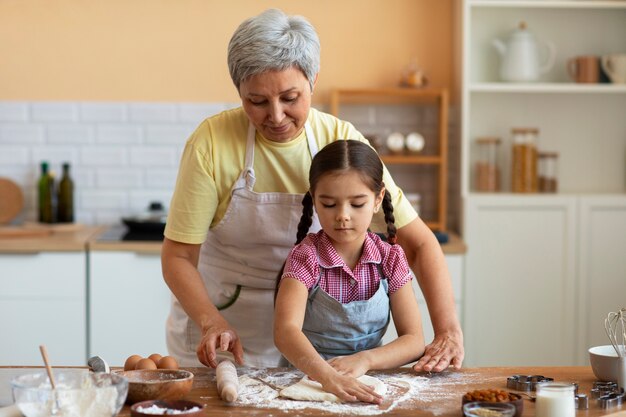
[374,205,380,213]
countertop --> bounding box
[0,224,104,253]
[88,228,468,255]
[111,366,618,417]
[0,225,467,255]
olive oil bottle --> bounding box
[38,161,55,223]
[57,162,74,223]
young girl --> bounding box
[274,140,425,404]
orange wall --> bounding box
[0,0,452,104]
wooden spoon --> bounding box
[39,345,60,415]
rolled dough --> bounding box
[279,374,386,403]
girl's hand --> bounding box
[327,353,371,377]
[320,373,383,404]
[196,323,244,368]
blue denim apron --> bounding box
[302,256,390,359]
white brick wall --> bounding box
[0,101,460,230]
[0,101,232,225]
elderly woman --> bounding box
[162,8,463,373]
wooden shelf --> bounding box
[330,88,449,231]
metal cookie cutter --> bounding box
[591,381,621,399]
[598,391,625,409]
[575,393,588,410]
[507,374,554,392]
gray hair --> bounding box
[227,9,320,91]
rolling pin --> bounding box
[216,359,239,402]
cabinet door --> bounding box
[577,196,626,363]
[89,251,171,366]
[463,195,577,366]
[382,254,464,353]
[0,253,86,365]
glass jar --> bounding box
[511,127,538,193]
[475,137,501,192]
[535,382,575,417]
[538,152,559,193]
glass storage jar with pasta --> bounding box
[511,127,539,193]
[474,136,501,192]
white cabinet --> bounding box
[89,251,171,366]
[463,195,578,366]
[460,1,626,366]
[382,254,464,349]
[577,196,626,363]
[0,252,86,365]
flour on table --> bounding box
[280,375,386,403]
[234,368,422,415]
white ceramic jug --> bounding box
[492,21,556,82]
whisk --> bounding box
[605,308,626,391]
[605,308,626,357]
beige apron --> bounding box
[166,121,320,367]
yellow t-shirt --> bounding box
[164,107,417,244]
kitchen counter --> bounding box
[88,228,467,255]
[0,224,466,255]
[111,366,617,417]
[0,225,104,253]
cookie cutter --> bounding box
[598,391,625,409]
[575,393,588,410]
[591,381,621,399]
[506,375,554,392]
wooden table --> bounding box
[117,366,624,416]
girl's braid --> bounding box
[381,190,397,244]
[295,192,314,244]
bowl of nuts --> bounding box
[462,389,523,417]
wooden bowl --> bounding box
[115,369,194,404]
[462,392,523,417]
[130,399,205,416]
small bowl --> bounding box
[114,369,194,404]
[130,399,205,416]
[463,401,516,417]
[589,345,622,382]
[462,392,523,417]
[11,371,128,417]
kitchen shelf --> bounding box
[469,0,626,9]
[460,0,626,367]
[470,83,626,94]
[330,88,449,232]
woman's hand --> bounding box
[320,373,383,404]
[412,329,464,372]
[196,322,244,368]
[327,352,371,378]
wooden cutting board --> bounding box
[0,178,24,224]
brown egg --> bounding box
[157,356,179,370]
[135,358,158,370]
[124,355,143,371]
[148,353,163,364]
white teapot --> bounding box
[492,21,555,82]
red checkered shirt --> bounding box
[281,230,412,303]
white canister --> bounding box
[535,382,575,417]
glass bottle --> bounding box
[474,137,501,192]
[511,127,538,193]
[535,382,575,417]
[38,161,55,223]
[538,152,559,193]
[57,162,74,223]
